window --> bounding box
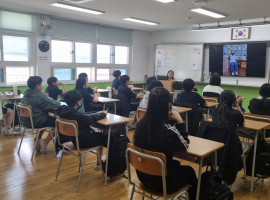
[115,46,129,64]
[77,67,95,82]
[96,68,110,81]
[3,35,30,62]
[75,42,93,63]
[97,44,112,64]
[54,68,75,81]
[116,69,128,75]
[51,40,73,63]
[0,68,4,82]
[6,66,33,83]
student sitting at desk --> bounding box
[145,76,156,90]
[111,70,121,94]
[1,106,14,134]
[78,72,98,95]
[202,72,224,100]
[75,77,100,112]
[167,70,175,81]
[21,76,61,153]
[249,83,270,115]
[176,78,205,107]
[118,75,144,111]
[212,90,244,128]
[58,90,108,168]
[45,77,67,100]
[134,87,197,200]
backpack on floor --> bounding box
[102,126,130,177]
[200,164,233,200]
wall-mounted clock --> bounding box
[39,40,50,52]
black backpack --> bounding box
[200,165,233,200]
[246,133,270,177]
[172,81,183,90]
[102,127,130,177]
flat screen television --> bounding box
[209,42,267,77]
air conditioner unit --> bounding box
[193,0,207,6]
[63,0,94,4]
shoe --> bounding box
[235,72,238,75]
[56,149,63,158]
[39,139,48,154]
[95,163,101,170]
[232,72,235,76]
[34,137,40,152]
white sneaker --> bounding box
[232,72,235,76]
[56,150,63,158]
[235,72,238,75]
[39,139,48,154]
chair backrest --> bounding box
[137,107,146,120]
[202,96,218,103]
[18,104,34,128]
[0,104,3,120]
[126,143,166,176]
[55,117,80,150]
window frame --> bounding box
[0,30,35,86]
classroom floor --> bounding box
[0,130,269,200]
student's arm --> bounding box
[197,93,206,106]
[39,93,61,110]
[127,88,137,99]
[136,93,144,98]
[92,92,100,103]
[59,82,67,94]
[82,111,106,125]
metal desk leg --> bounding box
[206,108,210,120]
[196,157,204,200]
[125,123,128,136]
[103,103,106,111]
[214,151,218,170]
[250,131,259,191]
[186,112,189,132]
[104,126,111,185]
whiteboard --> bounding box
[155,44,204,82]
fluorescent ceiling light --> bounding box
[123,17,159,26]
[50,2,105,15]
[156,0,176,3]
[191,8,226,18]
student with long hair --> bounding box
[249,83,270,115]
[134,87,197,200]
[212,90,244,128]
[167,70,175,81]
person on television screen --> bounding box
[167,70,175,81]
[227,51,238,76]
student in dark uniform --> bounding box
[78,72,98,95]
[45,77,67,100]
[75,77,100,112]
[117,75,144,110]
[134,87,197,200]
[212,90,244,129]
[111,70,121,94]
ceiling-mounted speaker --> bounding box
[63,0,94,4]
[193,0,207,6]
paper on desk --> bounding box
[192,64,202,71]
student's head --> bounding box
[259,83,270,98]
[209,73,221,86]
[167,70,174,80]
[78,72,88,82]
[217,90,236,125]
[134,87,171,145]
[64,90,82,108]
[183,78,195,91]
[146,76,157,90]
[120,75,130,85]
[47,77,59,86]
[113,70,121,79]
[75,77,87,90]
[27,76,43,90]
[148,80,163,92]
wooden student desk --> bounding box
[174,106,192,131]
[97,89,111,97]
[237,119,270,191]
[95,113,132,185]
[203,101,219,120]
[97,97,120,114]
[175,136,225,200]
[131,87,144,92]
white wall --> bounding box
[149,25,270,87]
[132,30,151,81]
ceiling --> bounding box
[0,0,270,32]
